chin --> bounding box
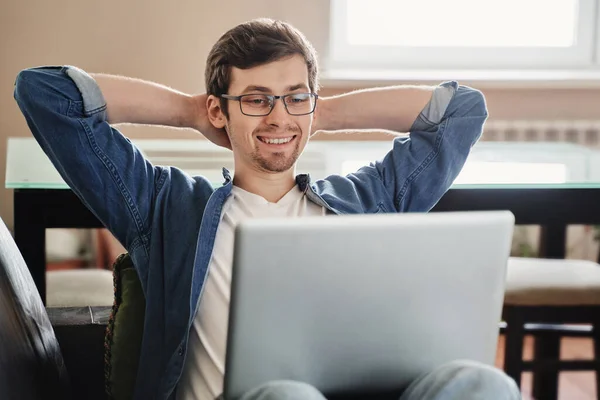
[256,156,298,173]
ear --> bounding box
[207,95,227,129]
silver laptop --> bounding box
[223,211,514,399]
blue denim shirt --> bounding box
[14,66,488,400]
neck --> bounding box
[232,167,297,203]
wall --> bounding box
[2,0,600,230]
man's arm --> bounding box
[88,74,230,148]
[313,81,488,213]
[13,67,216,274]
[89,73,195,127]
[313,85,435,134]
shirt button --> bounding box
[178,345,184,356]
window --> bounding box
[329,0,599,70]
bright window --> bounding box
[329,0,598,70]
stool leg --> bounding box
[593,322,600,400]
[532,333,560,400]
[504,308,525,389]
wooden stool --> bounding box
[502,257,600,400]
[46,269,114,307]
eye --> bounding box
[242,95,270,106]
[286,94,310,104]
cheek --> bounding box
[300,118,313,136]
[228,119,260,144]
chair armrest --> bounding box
[47,306,111,400]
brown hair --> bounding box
[205,18,319,118]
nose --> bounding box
[264,97,290,125]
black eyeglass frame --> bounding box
[220,93,319,116]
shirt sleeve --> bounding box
[377,81,488,211]
[318,81,488,213]
[13,66,162,255]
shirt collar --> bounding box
[221,167,311,191]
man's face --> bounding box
[220,55,314,175]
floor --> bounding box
[495,335,597,400]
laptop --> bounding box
[223,211,515,399]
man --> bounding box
[14,18,520,400]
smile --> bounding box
[257,135,296,145]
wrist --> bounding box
[182,94,204,130]
[313,96,331,132]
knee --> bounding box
[435,360,520,398]
[240,380,325,400]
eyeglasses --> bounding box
[220,93,318,116]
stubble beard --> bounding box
[251,137,302,173]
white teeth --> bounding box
[260,137,293,144]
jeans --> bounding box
[238,360,521,400]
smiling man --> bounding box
[208,55,316,201]
[14,18,519,400]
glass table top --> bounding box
[6,137,600,190]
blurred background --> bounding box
[3,0,600,268]
[4,1,600,398]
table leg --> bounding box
[13,190,47,304]
[532,224,566,399]
[539,224,567,259]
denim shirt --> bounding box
[13,66,488,400]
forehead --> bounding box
[228,54,309,93]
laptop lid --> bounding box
[224,211,514,399]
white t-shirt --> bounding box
[177,185,326,400]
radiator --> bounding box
[483,120,600,147]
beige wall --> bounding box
[2,0,600,230]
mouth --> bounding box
[256,135,297,147]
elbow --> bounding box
[15,68,40,86]
[454,86,489,120]
[15,67,48,90]
[14,67,84,118]
[468,88,489,119]
[14,67,73,104]
[13,69,43,116]
[14,68,53,107]
[14,69,36,105]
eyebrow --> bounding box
[241,83,309,94]
[286,83,310,92]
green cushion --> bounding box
[104,253,146,400]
